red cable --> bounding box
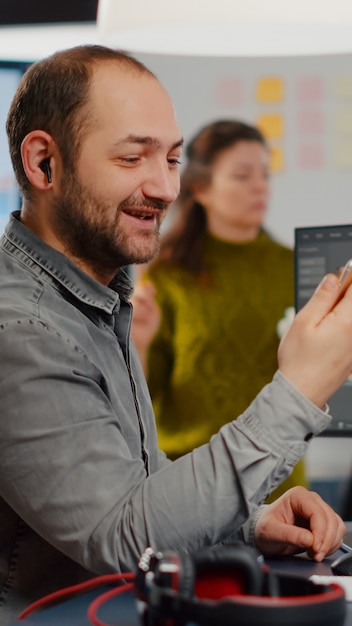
[87,581,135,626]
[18,572,136,620]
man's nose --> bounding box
[142,161,180,205]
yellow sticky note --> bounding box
[256,114,284,139]
[335,111,352,134]
[256,77,284,103]
[334,143,352,169]
[270,147,284,173]
[335,76,352,101]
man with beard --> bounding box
[0,44,351,621]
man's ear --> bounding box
[21,131,55,189]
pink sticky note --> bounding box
[214,77,244,107]
[297,144,324,169]
[297,110,324,134]
[297,77,324,102]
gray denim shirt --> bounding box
[0,212,331,623]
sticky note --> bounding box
[297,110,324,134]
[335,110,352,134]
[215,77,244,106]
[256,77,284,103]
[333,143,352,169]
[297,77,324,102]
[335,75,352,101]
[256,114,284,139]
[270,146,284,172]
[297,144,324,169]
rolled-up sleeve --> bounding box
[0,312,330,573]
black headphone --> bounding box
[134,545,346,626]
[40,158,52,183]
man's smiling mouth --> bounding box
[122,208,158,221]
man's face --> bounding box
[52,63,183,282]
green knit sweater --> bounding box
[145,230,307,501]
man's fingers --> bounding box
[254,519,313,557]
[254,488,346,561]
[299,271,352,325]
[274,523,313,552]
[278,271,352,406]
[290,489,346,560]
[308,509,346,559]
[296,273,340,323]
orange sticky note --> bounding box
[256,77,284,103]
[270,147,284,173]
[256,114,284,139]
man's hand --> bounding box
[278,272,352,407]
[254,486,345,561]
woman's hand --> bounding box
[131,281,161,374]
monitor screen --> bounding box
[295,224,352,436]
[0,59,31,234]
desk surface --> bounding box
[8,551,352,626]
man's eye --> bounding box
[168,157,182,166]
[120,156,140,164]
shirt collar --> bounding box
[3,211,133,314]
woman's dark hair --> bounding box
[155,119,267,275]
[6,44,154,201]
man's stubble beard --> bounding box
[51,173,163,276]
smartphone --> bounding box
[337,259,352,301]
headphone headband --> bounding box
[135,546,346,626]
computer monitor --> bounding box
[295,224,352,436]
[0,59,32,234]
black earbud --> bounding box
[39,159,52,183]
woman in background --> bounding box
[132,119,307,501]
